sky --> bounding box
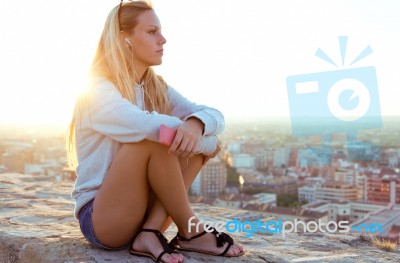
[0,0,399,126]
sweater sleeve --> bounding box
[77,80,222,155]
[78,80,183,143]
[167,86,225,136]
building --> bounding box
[228,153,255,169]
[303,200,388,223]
[314,181,357,202]
[298,177,326,203]
[299,186,318,203]
[273,148,290,167]
[241,142,266,156]
[297,147,332,168]
[250,193,277,206]
[227,142,241,154]
[367,172,400,204]
[191,157,227,197]
[333,169,367,201]
[254,151,269,170]
[351,207,400,244]
[243,204,329,227]
[288,147,298,167]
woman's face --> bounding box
[127,10,166,70]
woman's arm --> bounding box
[167,86,225,136]
[166,86,225,157]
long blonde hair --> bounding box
[67,1,170,168]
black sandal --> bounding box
[169,227,245,257]
[129,228,179,263]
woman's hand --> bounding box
[168,117,204,158]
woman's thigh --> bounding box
[91,141,171,248]
[179,154,204,188]
[79,199,128,250]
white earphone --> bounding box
[125,38,133,47]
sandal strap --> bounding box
[176,229,207,241]
[168,235,179,248]
[219,242,233,256]
[175,227,234,249]
[140,228,176,259]
[210,228,234,248]
[157,251,168,263]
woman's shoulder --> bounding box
[75,77,121,107]
[84,77,123,98]
[89,77,116,90]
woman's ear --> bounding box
[120,31,127,43]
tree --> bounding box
[277,193,301,207]
[225,162,240,186]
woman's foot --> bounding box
[171,226,245,257]
[131,229,184,263]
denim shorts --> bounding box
[78,199,127,250]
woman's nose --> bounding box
[160,34,167,45]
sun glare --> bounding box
[0,1,102,126]
[0,45,90,126]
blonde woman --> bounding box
[67,1,244,262]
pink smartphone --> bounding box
[159,124,177,146]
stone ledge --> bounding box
[0,173,399,263]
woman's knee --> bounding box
[185,154,204,168]
[122,140,169,153]
[116,141,167,161]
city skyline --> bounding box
[1,111,399,245]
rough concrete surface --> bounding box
[1,173,399,262]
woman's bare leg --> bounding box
[141,155,203,232]
[160,155,204,232]
[92,141,243,262]
[128,155,202,261]
[92,141,193,262]
[134,154,243,257]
